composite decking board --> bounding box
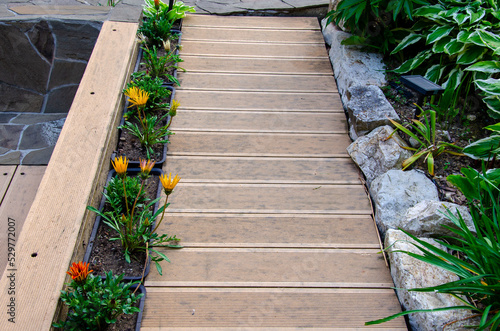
[164,156,359,184]
[181,27,325,44]
[174,90,343,112]
[146,248,392,287]
[180,40,329,58]
[164,183,372,214]
[0,21,139,330]
[177,73,336,92]
[183,14,321,30]
[0,166,46,274]
[142,289,407,329]
[157,214,379,248]
[166,132,352,157]
[0,166,16,206]
[182,55,333,75]
[170,111,346,134]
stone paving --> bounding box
[0,0,330,165]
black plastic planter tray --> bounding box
[114,86,176,168]
[84,168,164,281]
[130,283,146,331]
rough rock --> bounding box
[0,151,21,165]
[0,113,16,123]
[385,229,477,330]
[0,23,51,93]
[44,85,79,113]
[22,146,55,165]
[346,85,399,139]
[11,113,67,125]
[0,83,44,113]
[0,124,24,150]
[27,20,54,63]
[347,125,412,186]
[403,200,475,238]
[327,25,386,106]
[370,169,439,237]
[48,59,87,89]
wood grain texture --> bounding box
[156,213,380,248]
[183,14,321,30]
[164,156,359,184]
[0,166,16,206]
[142,288,407,329]
[170,111,346,133]
[174,90,343,112]
[0,21,139,330]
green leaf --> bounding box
[475,78,500,95]
[463,135,500,160]
[468,7,486,24]
[483,96,500,119]
[485,123,500,133]
[426,25,454,44]
[452,12,468,25]
[425,64,445,82]
[477,29,500,51]
[391,33,423,54]
[432,36,452,53]
[467,31,486,46]
[365,306,473,325]
[457,30,473,43]
[466,61,500,73]
[456,45,488,65]
[444,39,465,55]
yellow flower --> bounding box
[124,86,149,108]
[67,261,93,283]
[162,39,171,52]
[139,159,155,179]
[112,156,128,177]
[160,173,180,195]
[169,100,180,117]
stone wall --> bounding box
[0,19,102,164]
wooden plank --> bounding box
[166,132,352,157]
[183,14,321,30]
[181,27,325,44]
[156,214,379,248]
[180,40,329,59]
[164,183,372,214]
[0,166,46,274]
[0,21,139,330]
[174,91,343,112]
[182,55,332,75]
[142,288,407,329]
[163,156,359,184]
[177,73,337,92]
[170,111,346,134]
[0,166,16,205]
[146,248,393,287]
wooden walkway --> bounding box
[142,15,407,329]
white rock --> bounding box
[370,169,439,237]
[347,125,412,186]
[403,200,475,238]
[385,229,477,330]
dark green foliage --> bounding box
[104,176,146,218]
[126,73,171,114]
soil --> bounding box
[87,173,161,279]
[107,297,141,331]
[138,37,181,85]
[382,78,495,205]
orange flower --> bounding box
[159,173,180,195]
[139,159,155,179]
[67,262,93,283]
[112,156,128,177]
[154,0,160,9]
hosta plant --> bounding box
[143,0,195,22]
[387,108,464,176]
[463,122,500,162]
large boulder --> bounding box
[403,200,475,238]
[325,25,386,106]
[370,169,439,237]
[347,125,412,186]
[346,85,399,139]
[385,229,478,330]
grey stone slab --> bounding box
[0,124,24,150]
[48,59,87,90]
[0,151,21,165]
[22,146,55,165]
[27,20,55,63]
[44,85,79,113]
[109,2,143,22]
[0,147,9,155]
[0,23,51,93]
[0,82,45,113]
[19,118,65,150]
[0,114,17,123]
[51,20,101,61]
[284,0,329,7]
[9,4,110,15]
[11,113,67,125]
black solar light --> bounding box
[168,0,174,11]
[400,75,444,117]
